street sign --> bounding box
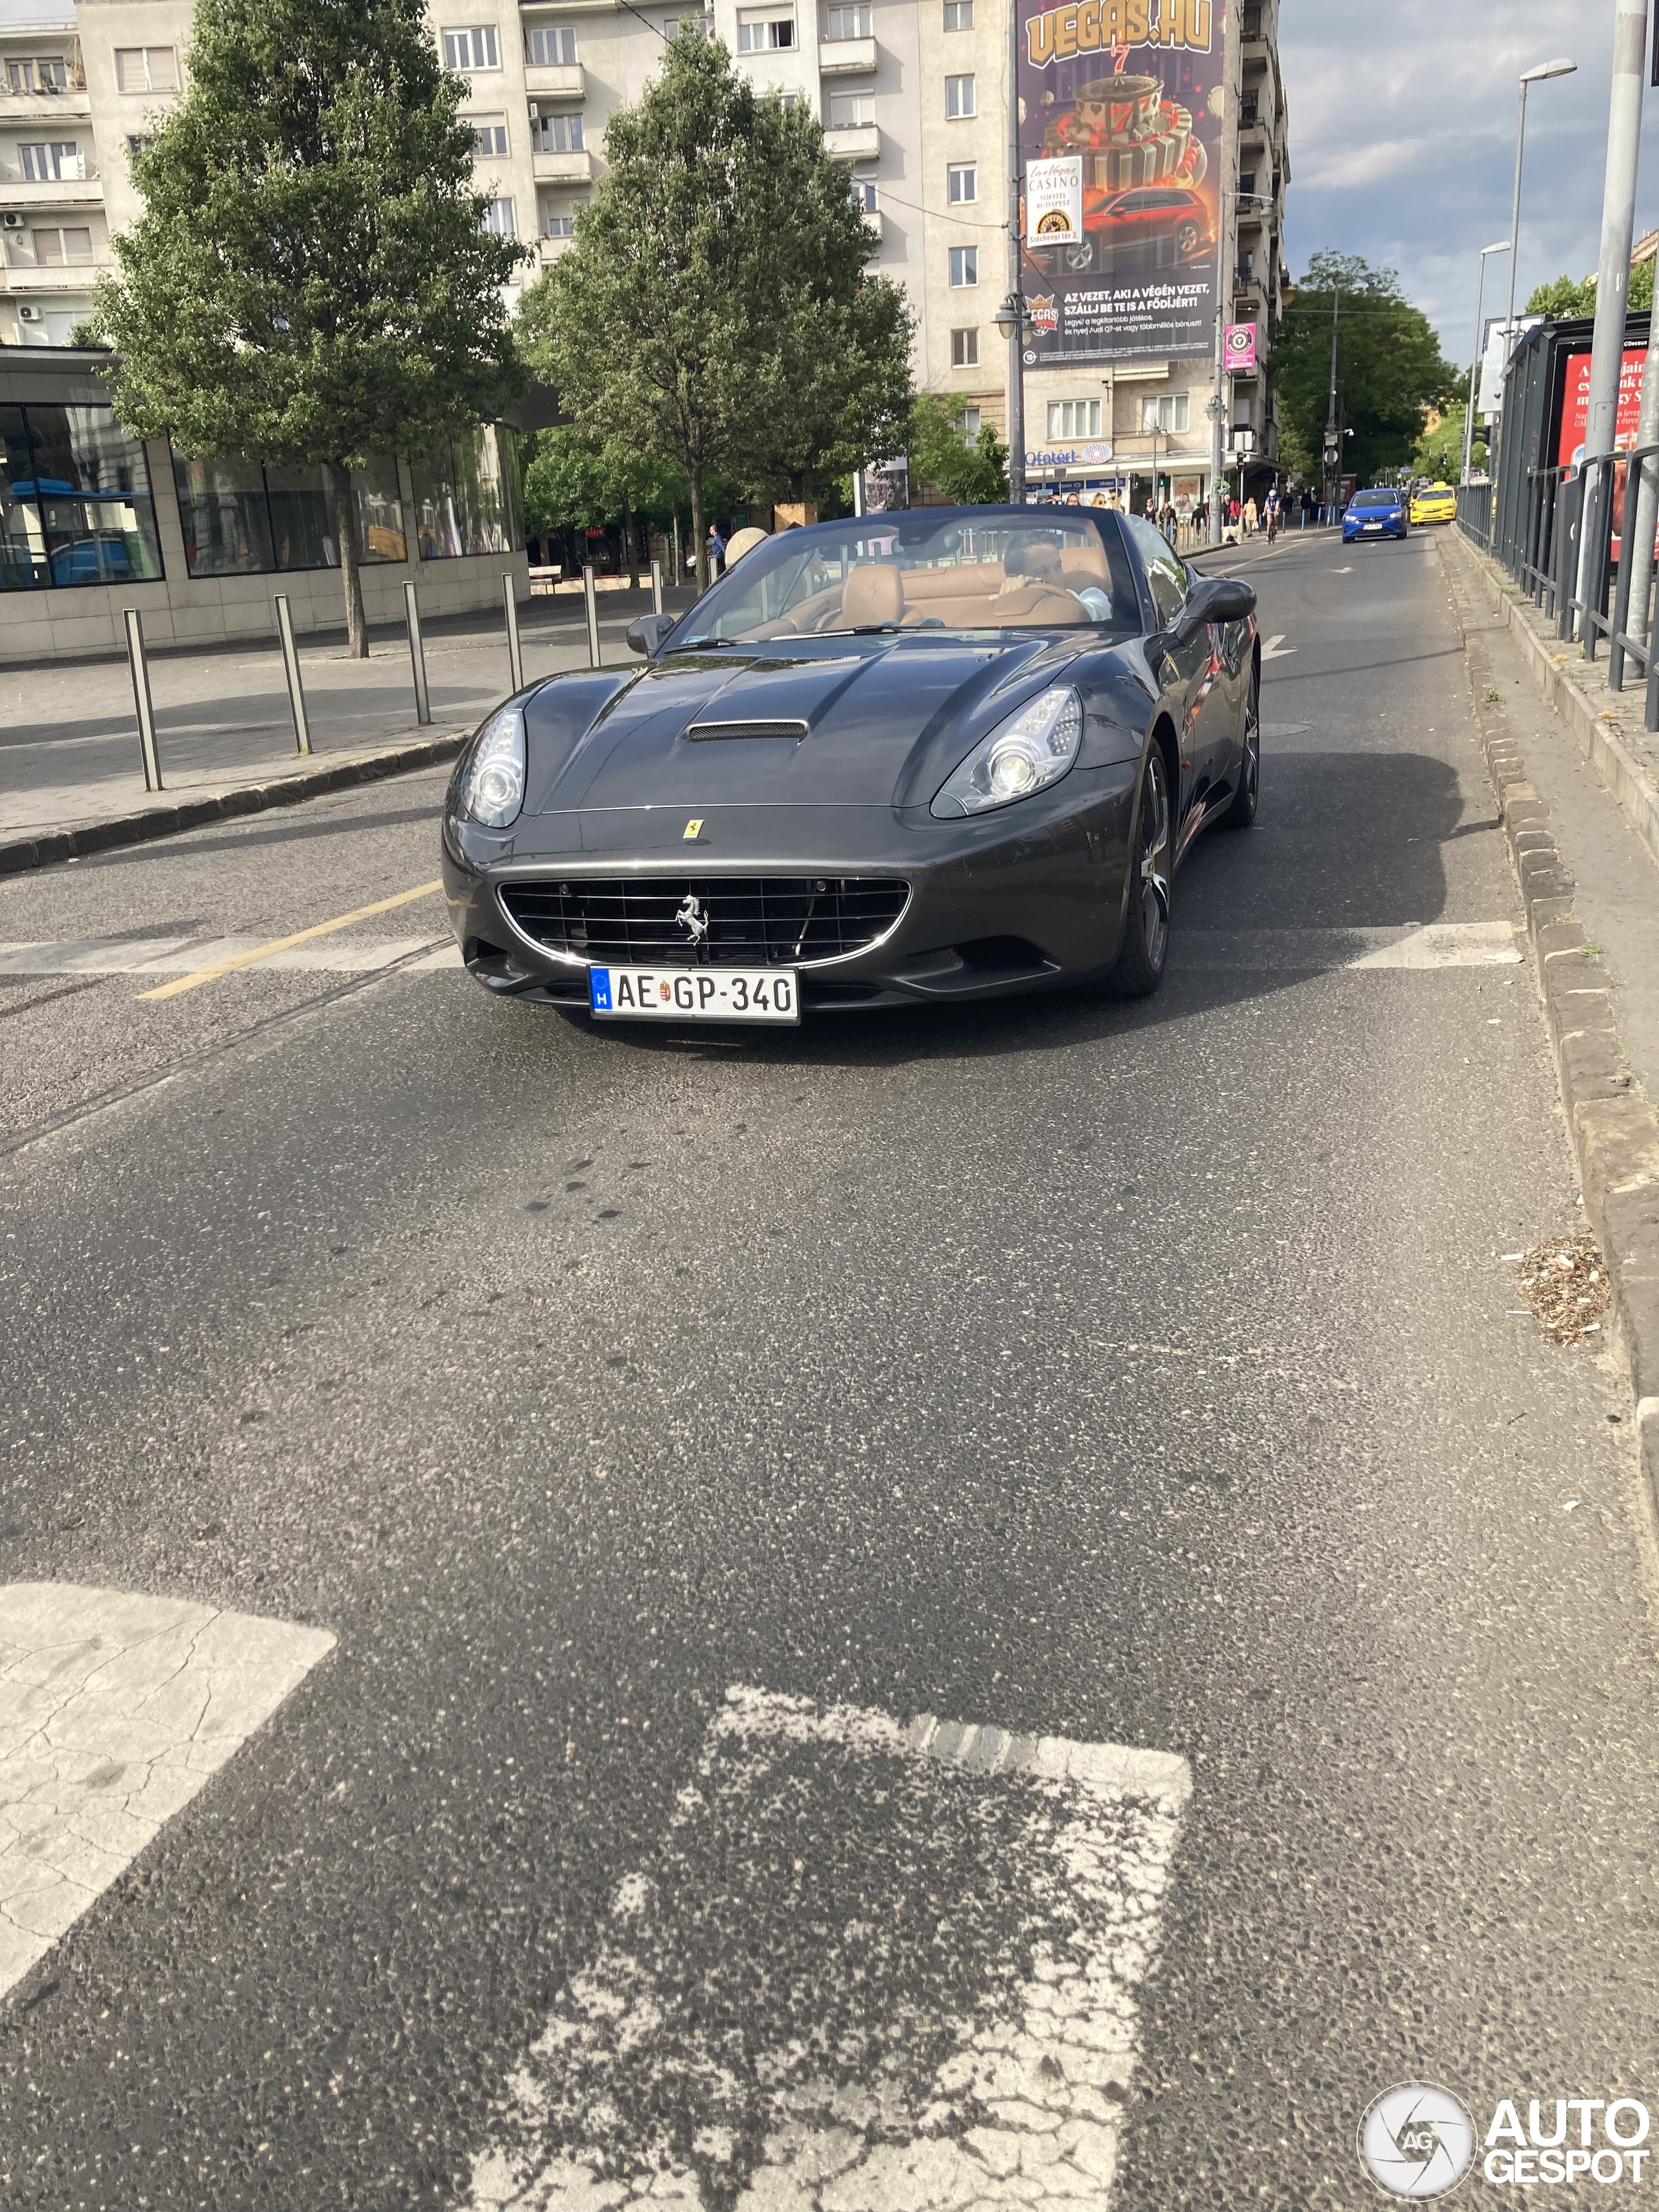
[1225,323,1258,373]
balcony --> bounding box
[0,173,104,209]
[539,231,575,262]
[525,62,585,99]
[533,147,594,183]
[2,264,102,294]
[0,88,92,121]
[822,122,879,159]
[818,34,877,73]
[857,207,882,246]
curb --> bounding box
[1438,532,1659,1517]
[0,730,469,879]
[1448,526,1659,877]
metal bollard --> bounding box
[650,558,664,617]
[504,571,524,694]
[273,594,312,756]
[404,579,431,725]
[122,607,163,791]
[583,564,601,669]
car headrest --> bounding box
[842,562,905,627]
[725,526,770,567]
[1058,539,1109,582]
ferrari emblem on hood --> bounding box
[676,894,710,944]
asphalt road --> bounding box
[3,525,1657,2209]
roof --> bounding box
[0,0,76,26]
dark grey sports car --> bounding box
[441,506,1259,1024]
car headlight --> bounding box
[456,704,526,827]
[931,686,1084,819]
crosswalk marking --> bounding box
[463,1687,1190,2211]
[0,1583,334,1999]
[0,924,1521,986]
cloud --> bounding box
[1279,0,1659,355]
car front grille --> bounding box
[498,876,911,968]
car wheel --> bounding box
[1104,746,1172,997]
[1174,220,1201,259]
[1223,658,1260,828]
[1065,239,1095,272]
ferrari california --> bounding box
[441,507,1259,1025]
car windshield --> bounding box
[680,515,1142,642]
[1351,491,1398,509]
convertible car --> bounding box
[441,507,1259,1025]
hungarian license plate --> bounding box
[588,964,800,1023]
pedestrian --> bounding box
[706,522,726,577]
[1244,495,1259,537]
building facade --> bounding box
[1,0,1289,529]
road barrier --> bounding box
[273,594,313,756]
[404,581,431,726]
[583,565,601,669]
[122,607,163,792]
[504,573,524,695]
[651,559,664,617]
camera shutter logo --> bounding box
[1357,2082,1477,2199]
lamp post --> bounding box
[1209,189,1273,546]
[995,292,1034,504]
[1322,279,1341,520]
[1463,240,1510,486]
[1503,58,1577,350]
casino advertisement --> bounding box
[1018,0,1224,366]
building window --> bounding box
[527,25,578,64]
[125,134,154,158]
[19,142,83,183]
[8,58,71,92]
[480,196,516,234]
[531,112,585,152]
[947,161,976,204]
[949,245,977,287]
[828,91,874,128]
[113,47,179,93]
[944,0,973,25]
[30,226,94,265]
[737,10,796,49]
[950,327,979,367]
[546,211,575,237]
[849,168,877,213]
[0,402,164,591]
[411,429,513,560]
[1049,399,1101,439]
[172,451,410,577]
[945,73,975,117]
[1140,392,1190,434]
[469,115,509,155]
[823,3,872,34]
[964,405,982,437]
[441,25,500,71]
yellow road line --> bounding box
[136,880,445,1002]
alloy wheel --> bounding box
[1138,750,1172,970]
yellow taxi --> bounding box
[1410,481,1457,525]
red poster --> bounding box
[1555,346,1647,467]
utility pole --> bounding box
[1323,281,1340,518]
[1208,0,1241,547]
[1577,0,1648,629]
[1005,0,1026,505]
[1463,242,1510,486]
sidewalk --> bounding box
[0,585,699,848]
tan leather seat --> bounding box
[900,561,1006,601]
[841,563,905,626]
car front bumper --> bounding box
[441,763,1145,1014]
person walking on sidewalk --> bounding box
[706,523,727,579]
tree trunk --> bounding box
[690,464,708,594]
[622,493,640,590]
[327,459,368,659]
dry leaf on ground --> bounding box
[1513,1233,1612,1345]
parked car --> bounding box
[1343,489,1408,543]
[1034,185,1212,277]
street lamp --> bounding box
[994,292,1034,504]
[1504,58,1577,345]
[1209,188,1275,547]
[1462,240,1510,486]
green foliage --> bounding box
[520,426,696,582]
[905,395,1009,504]
[1526,259,1655,318]
[92,0,527,651]
[1412,401,1483,481]
[518,29,914,586]
[1272,251,1461,487]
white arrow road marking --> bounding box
[0,1583,334,1997]
[1330,565,1353,574]
[1178,922,1522,972]
[463,1687,1191,2211]
[1260,634,1296,660]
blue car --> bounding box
[1343,487,1408,542]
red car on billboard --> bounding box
[1032,183,1212,276]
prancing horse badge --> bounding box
[683,818,703,840]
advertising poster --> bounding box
[1026,154,1084,248]
[1224,321,1257,372]
[1017,0,1224,366]
[1555,345,1648,561]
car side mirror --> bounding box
[626,612,676,657]
[1172,575,1255,644]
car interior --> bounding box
[717,532,1131,639]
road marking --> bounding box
[462,1686,1190,2211]
[133,879,444,1001]
[1331,565,1353,574]
[1260,633,1296,660]
[0,935,463,979]
[1179,922,1521,972]
[0,1583,333,1999]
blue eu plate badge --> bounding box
[590,968,613,1012]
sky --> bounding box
[1277,0,1659,367]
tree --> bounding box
[905,395,1009,504]
[92,0,527,657]
[521,426,688,586]
[518,29,914,589]
[1271,252,1460,487]
[1412,400,1483,481]
[1526,260,1654,318]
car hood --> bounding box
[518,634,1104,816]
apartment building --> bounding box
[3,0,1288,506]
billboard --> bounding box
[1017,0,1224,367]
[1224,321,1256,372]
